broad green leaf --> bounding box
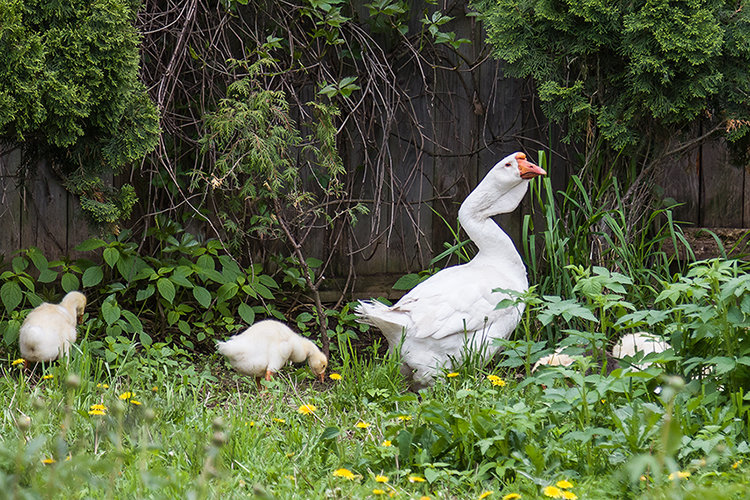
[193,286,212,308]
[392,273,426,291]
[320,426,340,440]
[238,302,255,325]
[27,247,48,273]
[157,278,176,303]
[3,319,20,346]
[82,266,104,288]
[139,331,152,347]
[217,283,238,302]
[103,247,119,268]
[75,238,107,252]
[37,268,58,283]
[101,300,121,325]
[61,273,79,293]
[136,285,155,301]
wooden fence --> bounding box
[2,4,749,294]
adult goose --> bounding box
[355,152,546,387]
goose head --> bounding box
[61,291,87,324]
[461,152,546,220]
[307,350,328,382]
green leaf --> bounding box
[217,283,239,302]
[238,302,255,325]
[193,286,212,308]
[26,247,48,273]
[82,266,104,288]
[139,331,153,347]
[61,273,79,293]
[37,268,58,283]
[103,247,119,268]
[121,310,143,332]
[157,278,176,303]
[320,426,340,440]
[74,238,107,252]
[423,468,440,484]
[392,273,426,291]
[101,300,121,325]
[3,319,21,346]
[136,285,155,301]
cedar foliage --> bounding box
[475,0,750,154]
[0,0,159,228]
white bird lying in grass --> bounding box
[612,332,670,370]
[216,319,328,388]
[532,347,576,372]
[355,152,546,388]
[19,291,87,363]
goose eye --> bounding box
[505,162,512,167]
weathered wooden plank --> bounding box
[20,160,68,258]
[660,148,700,225]
[0,149,22,261]
[701,136,744,227]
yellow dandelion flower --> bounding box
[542,485,562,498]
[273,418,286,424]
[668,471,690,480]
[502,494,522,500]
[247,421,255,427]
[408,475,425,483]
[130,400,142,406]
[373,489,386,496]
[41,458,56,464]
[446,372,459,378]
[90,404,107,411]
[487,374,501,382]
[151,386,158,392]
[375,475,388,483]
[419,497,431,500]
[88,409,106,416]
[298,404,317,415]
[96,383,109,389]
[479,491,494,499]
[561,492,577,500]
[556,480,573,489]
[382,440,392,447]
[42,374,54,380]
[332,468,356,480]
[329,373,342,380]
[12,358,25,366]
[733,459,743,469]
[397,415,411,422]
[639,475,648,481]
[118,392,132,400]
[355,421,370,429]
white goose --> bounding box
[217,320,328,387]
[355,152,546,387]
[19,291,87,363]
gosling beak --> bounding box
[320,372,325,383]
[516,153,546,179]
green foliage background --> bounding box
[0,0,159,226]
[475,0,750,152]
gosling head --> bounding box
[307,350,328,382]
[61,291,87,324]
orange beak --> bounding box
[516,153,546,179]
[320,372,326,383]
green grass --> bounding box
[2,334,749,499]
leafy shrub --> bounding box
[0,0,159,228]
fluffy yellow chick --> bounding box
[217,319,327,388]
[19,291,87,363]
